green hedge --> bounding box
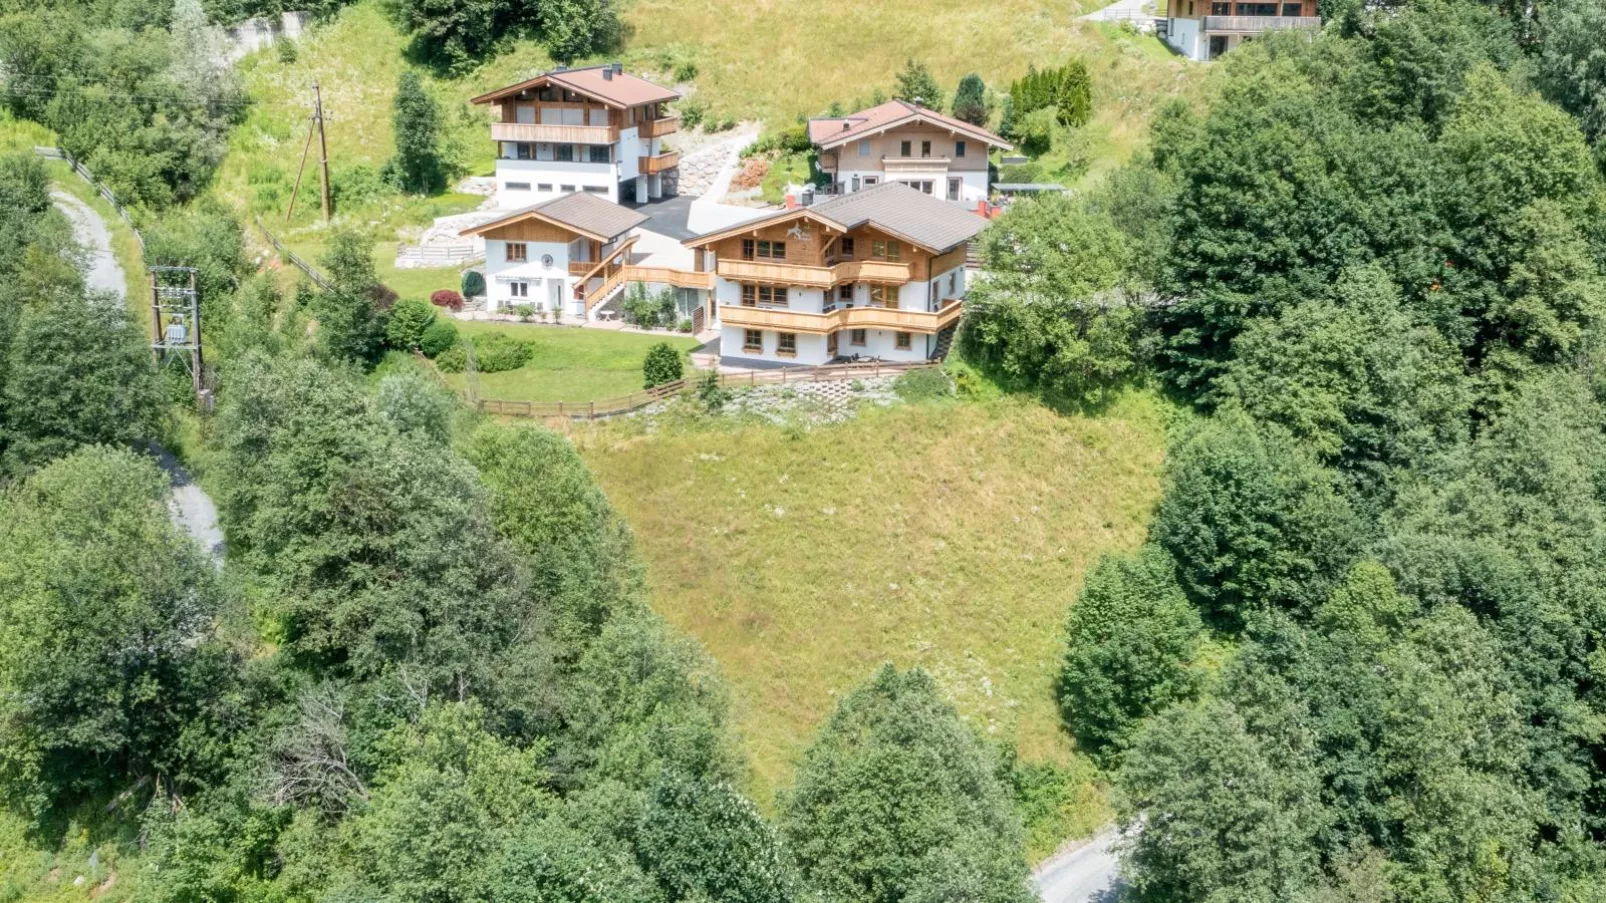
[436,332,534,373]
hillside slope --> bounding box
[575,394,1167,824]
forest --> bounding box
[961,0,1606,898]
[0,0,1604,899]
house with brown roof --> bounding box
[461,192,648,319]
[470,64,681,207]
[684,182,988,365]
[808,100,1011,205]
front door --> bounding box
[827,331,839,359]
[548,278,565,313]
[1208,35,1229,59]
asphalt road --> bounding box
[53,187,226,566]
[1035,830,1125,903]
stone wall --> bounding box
[211,11,310,65]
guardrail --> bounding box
[474,359,937,420]
[253,216,333,292]
[34,146,145,252]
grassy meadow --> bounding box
[572,391,1168,819]
[435,320,699,402]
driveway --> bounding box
[624,194,699,241]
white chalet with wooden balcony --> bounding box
[471,64,682,207]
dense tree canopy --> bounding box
[781,666,1032,903]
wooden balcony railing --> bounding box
[637,115,681,139]
[828,259,913,283]
[719,258,914,287]
[1202,14,1320,30]
[491,122,619,145]
[883,156,952,171]
[639,152,681,175]
[718,300,964,334]
[719,259,835,288]
[621,265,713,290]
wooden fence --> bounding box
[475,359,936,420]
[35,146,145,252]
[253,216,333,292]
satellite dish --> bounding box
[542,254,555,268]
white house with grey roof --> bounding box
[683,182,989,366]
[461,192,648,319]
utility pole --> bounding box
[285,107,317,223]
[315,81,332,222]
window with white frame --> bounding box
[510,281,529,298]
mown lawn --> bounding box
[572,392,1168,819]
[435,320,699,403]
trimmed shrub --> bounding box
[643,342,685,388]
[386,297,438,351]
[430,289,465,312]
[437,333,534,373]
[461,270,486,298]
[419,318,458,358]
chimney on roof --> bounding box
[603,67,613,80]
[613,62,623,74]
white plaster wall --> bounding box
[484,239,573,313]
[494,159,620,205]
[1166,17,1206,60]
[721,326,833,365]
[831,168,989,203]
[842,328,930,362]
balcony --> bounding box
[718,258,913,287]
[883,156,951,172]
[491,121,619,145]
[719,300,964,335]
[638,151,680,175]
[719,259,835,288]
[829,259,913,283]
[621,265,714,290]
[1201,14,1320,31]
[638,115,681,139]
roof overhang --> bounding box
[461,208,619,243]
[684,209,852,249]
[470,75,616,109]
[813,111,1012,152]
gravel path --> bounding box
[52,186,226,566]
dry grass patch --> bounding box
[573,393,1167,815]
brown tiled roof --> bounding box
[687,182,988,253]
[462,193,648,242]
[471,65,680,109]
[808,100,1010,151]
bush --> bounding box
[436,333,534,373]
[677,319,694,333]
[385,297,438,351]
[431,289,465,312]
[1057,545,1204,765]
[331,164,397,211]
[893,367,953,401]
[514,304,536,322]
[697,369,729,412]
[678,96,708,130]
[419,318,458,358]
[461,270,486,298]
[643,342,684,388]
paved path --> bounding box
[1035,830,1125,903]
[1078,0,1159,27]
[53,186,226,566]
[51,189,124,298]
